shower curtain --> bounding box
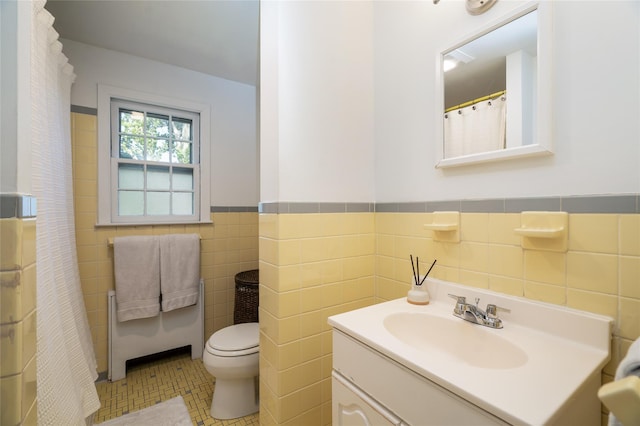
[444,95,507,158]
[31,1,101,424]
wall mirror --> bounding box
[435,2,553,168]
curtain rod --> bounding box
[445,90,506,113]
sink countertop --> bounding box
[328,278,612,425]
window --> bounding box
[97,85,211,225]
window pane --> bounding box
[118,191,144,215]
[118,164,144,189]
[146,113,170,137]
[172,117,192,141]
[173,168,193,191]
[119,135,145,160]
[147,192,170,215]
[147,166,170,190]
[172,141,192,164]
[172,192,193,215]
[147,138,169,162]
[120,109,144,135]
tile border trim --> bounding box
[0,194,37,219]
[260,195,639,214]
[71,105,98,115]
[211,206,259,213]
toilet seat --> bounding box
[206,323,259,357]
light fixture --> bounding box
[443,48,475,72]
[433,0,498,16]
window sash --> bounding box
[109,99,201,224]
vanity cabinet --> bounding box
[332,330,509,426]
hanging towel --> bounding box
[160,234,200,312]
[114,236,161,322]
[615,337,640,381]
[608,337,640,426]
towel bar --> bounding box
[107,235,201,246]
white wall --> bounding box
[374,0,640,202]
[63,39,258,206]
[260,1,375,203]
[1,0,32,195]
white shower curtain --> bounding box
[31,1,101,424]
[444,95,507,158]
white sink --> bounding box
[383,312,528,369]
[329,278,613,425]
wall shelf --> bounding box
[513,227,565,239]
[425,211,460,242]
[424,223,458,232]
[515,212,568,252]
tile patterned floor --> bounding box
[94,349,259,426]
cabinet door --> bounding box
[333,372,405,426]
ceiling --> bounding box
[45,0,260,87]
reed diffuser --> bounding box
[407,256,436,305]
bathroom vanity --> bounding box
[328,278,612,425]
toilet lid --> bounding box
[207,322,259,352]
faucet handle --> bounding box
[486,304,510,319]
[447,294,466,304]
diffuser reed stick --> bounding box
[419,259,437,286]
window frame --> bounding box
[97,84,211,226]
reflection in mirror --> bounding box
[437,3,552,168]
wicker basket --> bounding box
[234,269,259,324]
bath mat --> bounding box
[97,395,192,426]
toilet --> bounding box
[202,322,260,419]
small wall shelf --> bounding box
[513,227,565,239]
[425,211,460,242]
[515,211,568,252]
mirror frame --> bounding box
[435,1,553,169]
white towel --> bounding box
[114,236,161,322]
[608,337,640,426]
[615,337,640,380]
[160,234,200,312]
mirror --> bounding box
[436,2,553,168]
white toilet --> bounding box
[202,322,260,419]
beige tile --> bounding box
[434,241,460,269]
[459,242,489,273]
[0,218,22,270]
[620,215,640,256]
[524,281,566,305]
[489,244,523,278]
[0,271,21,323]
[620,256,640,299]
[0,372,21,425]
[300,334,323,363]
[21,354,36,420]
[21,219,36,267]
[343,255,374,280]
[461,213,489,243]
[566,289,617,318]
[277,290,300,318]
[488,276,524,296]
[0,320,22,376]
[22,310,36,370]
[299,310,323,339]
[569,214,618,254]
[489,213,521,245]
[524,250,566,285]
[566,252,617,294]
[72,112,97,132]
[343,277,374,302]
[300,286,323,313]
[619,297,640,340]
[457,270,489,289]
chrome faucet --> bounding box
[447,294,509,329]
